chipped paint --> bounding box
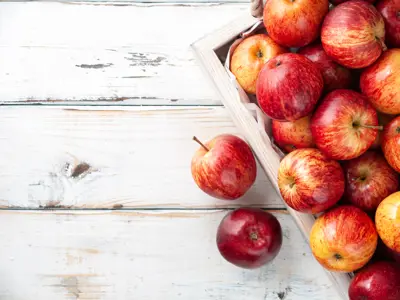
[75,63,113,69]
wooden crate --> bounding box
[191,12,352,300]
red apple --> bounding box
[216,207,282,269]
[256,53,323,121]
[348,261,400,300]
[230,34,288,95]
[321,0,386,69]
[309,205,378,272]
[298,43,353,93]
[271,115,315,153]
[370,113,396,149]
[376,192,400,253]
[377,0,400,48]
[382,116,400,173]
[278,148,345,213]
[330,0,376,4]
[263,0,329,48]
[310,89,379,160]
[360,49,400,115]
[191,134,257,200]
[343,151,399,212]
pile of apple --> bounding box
[192,0,400,297]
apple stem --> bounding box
[250,232,258,241]
[193,136,209,151]
[361,124,384,130]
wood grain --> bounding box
[0,210,339,300]
[0,106,281,209]
[0,2,248,105]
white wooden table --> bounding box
[0,1,341,299]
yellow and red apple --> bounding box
[376,192,400,253]
[278,148,344,213]
[191,134,257,200]
[230,34,287,95]
[360,49,400,115]
[310,89,379,160]
[382,116,400,173]
[321,0,386,69]
[271,115,315,153]
[310,205,378,272]
[263,0,329,48]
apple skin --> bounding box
[348,261,400,300]
[343,151,399,212]
[382,116,400,173]
[278,148,345,213]
[376,0,400,48]
[216,207,282,269]
[376,192,400,253]
[298,43,353,93]
[256,53,324,121]
[330,0,375,5]
[271,115,315,153]
[263,0,329,48]
[321,0,386,69]
[191,134,257,200]
[360,49,400,115]
[310,89,379,160]
[309,205,378,272]
[230,34,288,95]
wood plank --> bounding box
[0,106,282,209]
[0,2,248,105]
[0,210,339,299]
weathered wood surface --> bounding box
[0,210,339,300]
[0,2,250,105]
[0,106,281,209]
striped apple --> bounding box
[310,205,378,272]
[321,0,386,69]
[382,116,400,173]
[360,49,400,115]
[278,148,345,213]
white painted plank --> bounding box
[0,210,338,299]
[0,2,248,104]
[0,106,281,209]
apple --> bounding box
[271,115,315,153]
[278,148,345,213]
[348,261,400,300]
[256,53,323,121]
[377,0,400,48]
[191,134,257,200]
[342,151,399,212]
[263,0,329,48]
[310,89,379,160]
[310,205,378,272]
[321,0,386,69]
[216,207,282,269]
[370,113,396,149]
[376,192,400,253]
[230,34,287,95]
[330,0,375,4]
[298,43,353,93]
[382,116,400,173]
[360,49,400,115]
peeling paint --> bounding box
[75,63,113,69]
